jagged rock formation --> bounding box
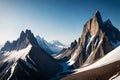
[72,11,120,68]
[56,11,120,69]
[54,40,78,63]
[1,30,38,52]
[0,29,62,80]
[0,11,120,80]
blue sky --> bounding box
[0,0,120,45]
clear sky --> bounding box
[0,0,120,45]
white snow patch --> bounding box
[67,45,81,66]
[3,44,32,62]
[54,53,63,59]
[83,51,94,66]
[109,73,120,80]
[95,38,98,47]
[74,46,120,73]
[86,35,95,52]
[36,36,66,54]
[7,62,17,80]
[67,60,75,66]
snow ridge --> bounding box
[3,44,32,62]
[74,46,120,73]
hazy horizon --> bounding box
[0,0,120,45]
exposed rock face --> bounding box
[0,30,62,80]
[56,11,120,69]
[9,46,62,80]
[71,11,120,68]
[54,40,78,63]
[1,30,39,52]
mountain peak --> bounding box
[1,29,38,52]
[95,10,100,15]
[93,10,103,23]
[105,18,112,25]
[20,29,34,39]
[25,29,32,35]
[20,30,25,38]
[84,10,104,36]
[94,10,101,17]
[19,29,38,47]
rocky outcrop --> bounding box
[1,29,39,52]
[57,11,120,69]
[0,29,62,80]
[54,40,78,63]
[71,11,120,68]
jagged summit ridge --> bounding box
[75,11,120,68]
[85,10,104,36]
[1,29,38,52]
[0,29,62,80]
[94,10,103,23]
[56,11,120,70]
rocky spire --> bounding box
[104,18,112,26]
[94,10,103,22]
[16,29,39,50]
[67,11,118,69]
[1,29,39,52]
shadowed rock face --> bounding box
[54,40,78,63]
[71,11,120,68]
[0,29,62,80]
[72,11,120,68]
[56,11,120,69]
[1,29,39,52]
[9,46,62,80]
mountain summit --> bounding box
[74,11,120,68]
[0,29,62,80]
[0,11,120,80]
[1,29,38,52]
[55,11,120,70]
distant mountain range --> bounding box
[0,11,120,80]
[36,35,66,54]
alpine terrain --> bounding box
[36,35,66,54]
[0,30,62,80]
[54,11,120,80]
[0,11,120,80]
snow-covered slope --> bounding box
[50,40,66,48]
[74,46,120,73]
[56,11,120,70]
[61,46,120,80]
[36,35,66,54]
[109,73,120,80]
[0,30,62,80]
[2,44,32,62]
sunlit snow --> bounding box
[3,44,32,62]
[74,46,120,73]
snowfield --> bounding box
[74,46,120,73]
[109,73,120,80]
[67,45,81,66]
[3,44,32,62]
